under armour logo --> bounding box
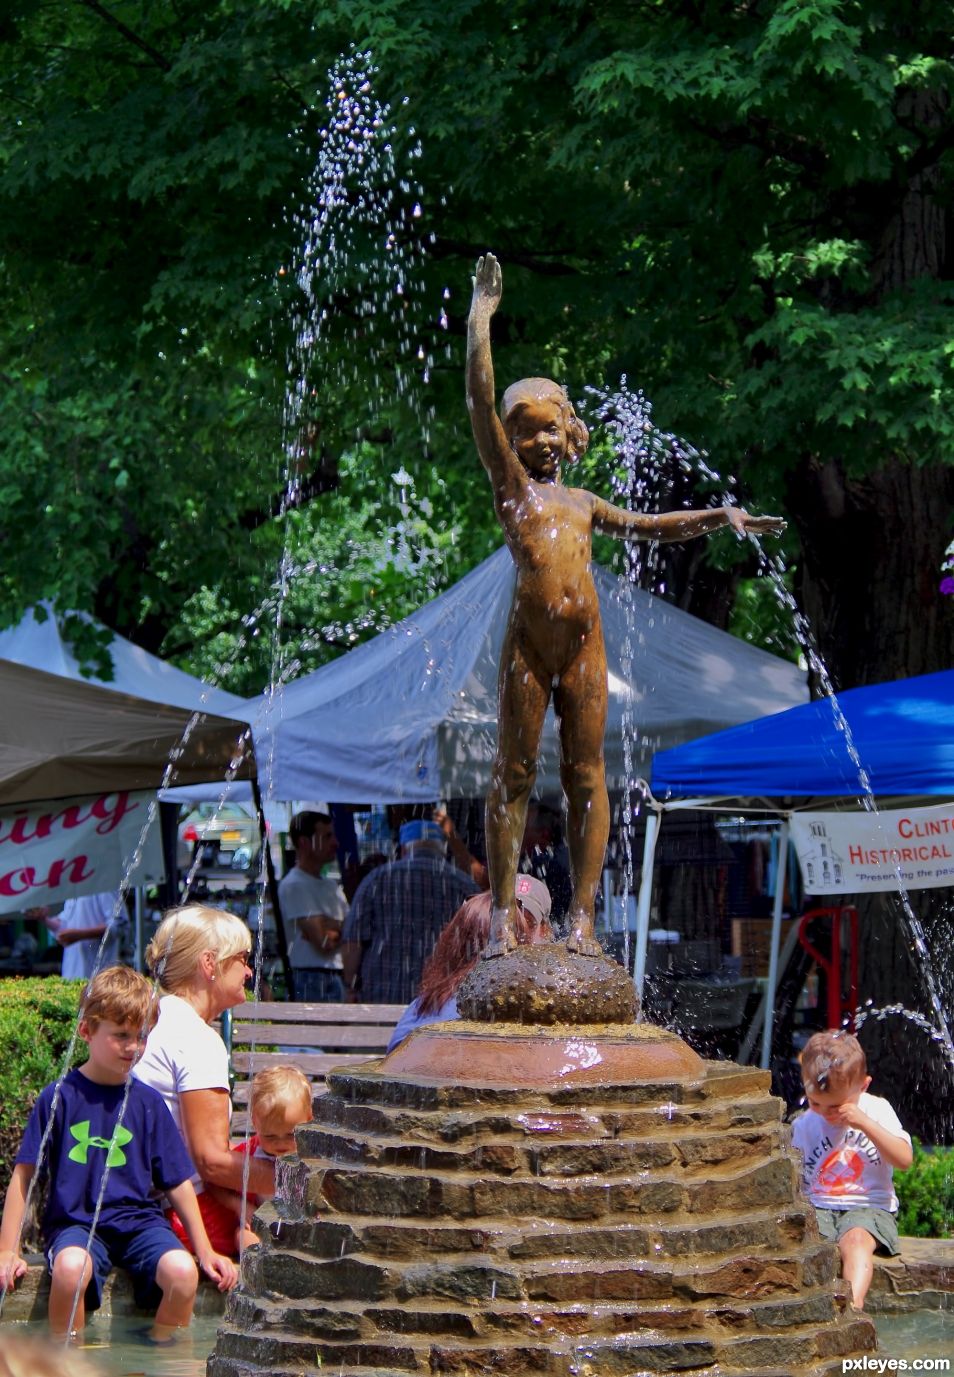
[67,1120,133,1167]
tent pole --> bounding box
[633,808,661,1013]
[740,920,801,1065]
[760,817,790,1070]
[133,886,144,973]
[251,777,295,1001]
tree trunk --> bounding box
[787,458,954,691]
[790,86,953,691]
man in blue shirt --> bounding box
[341,820,479,1004]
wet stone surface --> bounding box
[209,1038,879,1376]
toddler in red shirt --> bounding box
[175,1065,313,1255]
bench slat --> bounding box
[235,1002,405,1023]
[227,1002,400,1131]
[231,1023,394,1049]
[231,1051,381,1082]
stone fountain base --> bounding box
[208,1021,876,1377]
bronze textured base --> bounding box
[457,940,638,1024]
[383,1018,705,1086]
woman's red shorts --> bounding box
[166,1188,239,1257]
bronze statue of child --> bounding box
[466,252,786,959]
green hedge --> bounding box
[0,977,85,1194]
[896,1139,954,1238]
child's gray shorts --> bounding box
[813,1205,900,1256]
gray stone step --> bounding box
[210,1309,875,1375]
[238,1239,838,1308]
[252,1197,819,1262]
[313,1089,783,1144]
[296,1121,783,1178]
[280,1149,800,1222]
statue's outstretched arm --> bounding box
[466,253,517,492]
[592,497,786,543]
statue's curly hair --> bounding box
[500,377,589,463]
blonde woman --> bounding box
[133,905,272,1255]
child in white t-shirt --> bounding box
[791,1030,912,1310]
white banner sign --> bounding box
[791,803,954,895]
[0,792,164,914]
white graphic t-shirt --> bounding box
[791,1091,910,1212]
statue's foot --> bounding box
[565,916,603,959]
[482,935,516,959]
[483,908,518,959]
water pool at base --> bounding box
[875,1308,953,1364]
[7,1308,951,1374]
[6,1315,221,1376]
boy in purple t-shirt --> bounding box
[0,967,236,1340]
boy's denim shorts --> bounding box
[48,1220,190,1311]
[813,1205,901,1256]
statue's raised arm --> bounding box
[466,254,519,497]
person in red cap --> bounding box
[386,878,553,1050]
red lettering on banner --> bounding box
[0,802,91,846]
[0,867,36,897]
[46,855,95,889]
[0,854,95,898]
[91,793,138,836]
[0,793,137,847]
[898,815,954,839]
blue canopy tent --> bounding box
[636,670,954,1067]
[651,669,954,800]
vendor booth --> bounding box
[0,657,255,973]
[644,669,954,1068]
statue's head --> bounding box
[500,378,589,476]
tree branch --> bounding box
[270,66,313,119]
[75,0,171,72]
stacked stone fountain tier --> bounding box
[208,962,876,1377]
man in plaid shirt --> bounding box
[340,820,479,1004]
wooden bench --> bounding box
[225,1000,404,1131]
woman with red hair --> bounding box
[386,876,552,1051]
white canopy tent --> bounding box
[0,607,257,970]
[0,604,247,718]
[246,547,808,803]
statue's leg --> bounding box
[553,634,609,957]
[484,632,550,959]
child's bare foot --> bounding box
[148,1321,183,1344]
[483,907,518,958]
[565,913,603,958]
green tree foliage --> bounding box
[1,1,951,688]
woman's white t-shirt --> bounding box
[133,993,230,1188]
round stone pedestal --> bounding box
[382,1019,703,1086]
[209,1024,877,1377]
